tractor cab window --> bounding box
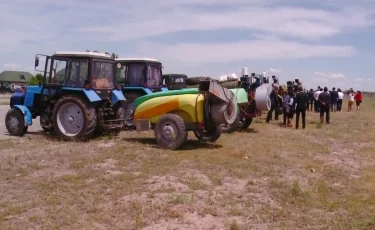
[91,61,114,89]
[147,64,162,88]
[63,59,88,87]
[116,64,127,85]
[126,63,146,86]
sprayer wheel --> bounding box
[193,125,222,142]
[221,114,240,133]
[154,114,187,150]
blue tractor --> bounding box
[115,58,168,127]
[5,51,127,140]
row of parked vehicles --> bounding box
[5,51,273,150]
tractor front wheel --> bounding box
[193,125,222,142]
[5,108,28,136]
[52,96,97,140]
[154,114,187,150]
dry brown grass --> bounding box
[1,98,375,230]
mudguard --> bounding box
[112,89,126,105]
[61,87,102,102]
[12,105,32,126]
[123,87,153,95]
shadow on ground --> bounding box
[123,137,223,150]
[237,128,258,133]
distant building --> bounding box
[0,70,34,90]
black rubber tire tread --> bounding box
[22,126,28,135]
[221,114,240,133]
[5,108,26,136]
[40,116,53,132]
[193,125,222,142]
[154,113,187,150]
[239,118,253,129]
[52,95,97,140]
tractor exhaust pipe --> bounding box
[198,79,238,125]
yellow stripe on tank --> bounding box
[133,94,205,124]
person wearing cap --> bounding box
[318,87,331,124]
[330,87,338,112]
[294,85,309,129]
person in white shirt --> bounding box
[313,87,322,112]
[337,88,344,111]
[348,88,355,112]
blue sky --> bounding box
[1,0,374,91]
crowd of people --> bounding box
[266,82,363,129]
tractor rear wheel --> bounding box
[193,125,222,142]
[154,114,187,150]
[5,108,27,136]
[52,96,97,140]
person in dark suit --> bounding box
[330,87,338,112]
[307,89,314,111]
[294,86,309,129]
[318,87,331,124]
[266,85,279,123]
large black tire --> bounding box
[52,96,97,140]
[154,114,187,150]
[5,108,27,136]
[239,117,253,130]
[40,115,53,133]
[193,125,222,142]
[221,114,240,133]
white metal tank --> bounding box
[241,67,248,76]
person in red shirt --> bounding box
[354,90,362,111]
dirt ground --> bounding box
[1,98,375,230]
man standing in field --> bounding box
[318,87,331,124]
[294,85,309,129]
[337,88,344,111]
[314,87,322,112]
[330,87,338,112]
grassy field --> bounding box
[0,98,375,230]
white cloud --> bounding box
[330,73,346,79]
[3,63,21,70]
[354,78,364,81]
[135,40,355,63]
[366,78,372,81]
[313,72,346,79]
[267,68,283,73]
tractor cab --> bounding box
[115,58,167,98]
[34,51,117,99]
[162,74,188,90]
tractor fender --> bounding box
[12,105,32,126]
[122,87,153,95]
[60,87,101,102]
[112,89,126,105]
